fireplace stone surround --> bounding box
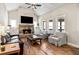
[19,24,34,35]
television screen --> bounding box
[21,16,33,23]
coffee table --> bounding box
[0,43,20,55]
[27,35,45,45]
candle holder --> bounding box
[0,45,5,52]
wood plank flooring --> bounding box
[21,37,79,55]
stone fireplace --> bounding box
[19,24,34,35]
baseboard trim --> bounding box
[68,43,79,48]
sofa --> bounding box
[1,33,24,55]
[48,32,67,47]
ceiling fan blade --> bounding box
[24,3,42,9]
[34,6,37,9]
[27,6,32,8]
[35,4,41,6]
[25,3,31,5]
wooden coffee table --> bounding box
[0,43,20,55]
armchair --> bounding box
[48,32,67,47]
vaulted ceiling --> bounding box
[5,3,65,16]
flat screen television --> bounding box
[21,16,33,24]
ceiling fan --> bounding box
[25,3,42,9]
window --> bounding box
[10,20,17,28]
[49,20,53,30]
[57,19,65,32]
[43,21,46,30]
[34,21,37,27]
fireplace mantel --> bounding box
[19,23,33,26]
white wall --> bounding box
[8,7,38,34]
[39,4,79,47]
[0,3,8,27]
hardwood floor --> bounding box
[21,37,79,55]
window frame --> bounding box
[57,19,65,32]
[43,21,46,30]
[48,20,53,30]
[10,19,17,28]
